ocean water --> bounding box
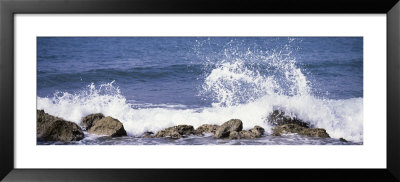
[37,37,363,145]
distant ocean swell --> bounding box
[37,49,363,142]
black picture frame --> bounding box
[1,0,399,181]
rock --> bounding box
[214,119,243,139]
[155,125,194,139]
[173,125,194,136]
[81,113,104,130]
[249,125,265,137]
[238,130,255,139]
[81,114,128,137]
[272,124,330,138]
[143,132,154,138]
[87,116,127,137]
[194,124,219,135]
[37,110,84,142]
[156,130,181,139]
[228,126,265,139]
[267,110,310,128]
[268,109,330,139]
[303,128,330,138]
[213,119,264,140]
[228,131,241,139]
[339,138,348,142]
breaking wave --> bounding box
[37,39,363,142]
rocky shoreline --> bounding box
[37,109,341,143]
[37,110,84,142]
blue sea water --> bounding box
[37,37,363,144]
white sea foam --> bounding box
[37,89,363,142]
[37,73,363,142]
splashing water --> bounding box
[200,48,311,107]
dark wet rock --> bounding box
[172,125,194,136]
[272,124,330,138]
[155,125,194,139]
[267,110,310,128]
[81,113,127,137]
[37,110,84,142]
[194,124,219,135]
[269,109,330,139]
[339,138,348,142]
[214,119,243,139]
[87,116,127,137]
[81,113,104,130]
[143,131,154,138]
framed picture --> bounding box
[1,0,399,181]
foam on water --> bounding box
[37,89,363,142]
[37,75,363,143]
